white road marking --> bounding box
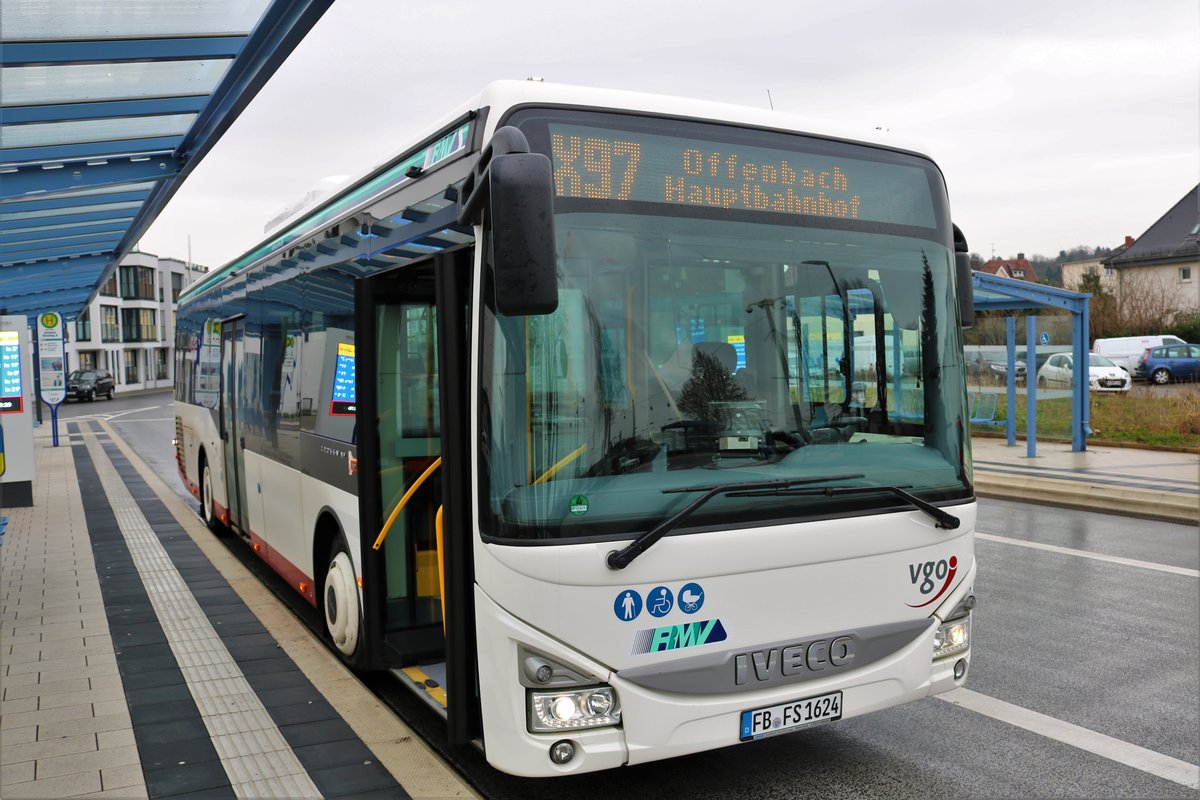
[939,688,1200,790]
[105,405,160,418]
[976,532,1199,578]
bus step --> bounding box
[391,663,450,717]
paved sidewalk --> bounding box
[1,425,143,799]
[972,435,1200,524]
[2,422,476,800]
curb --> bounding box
[975,471,1199,525]
[972,431,1200,455]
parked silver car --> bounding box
[1036,353,1130,393]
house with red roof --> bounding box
[979,254,1039,282]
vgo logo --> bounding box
[906,556,957,608]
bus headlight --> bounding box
[529,686,621,732]
[933,615,970,660]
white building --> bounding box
[67,251,206,393]
[1102,185,1200,316]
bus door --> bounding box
[219,317,248,531]
[356,247,476,742]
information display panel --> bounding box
[37,312,66,406]
[0,329,22,413]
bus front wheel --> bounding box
[323,539,362,664]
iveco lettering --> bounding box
[173,81,977,777]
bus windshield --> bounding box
[480,109,970,541]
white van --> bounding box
[1093,335,1187,375]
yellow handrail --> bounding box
[532,443,588,485]
[372,457,442,551]
[436,505,445,633]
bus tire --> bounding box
[323,537,363,667]
[199,454,221,532]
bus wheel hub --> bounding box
[324,551,359,656]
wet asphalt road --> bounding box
[54,391,1200,798]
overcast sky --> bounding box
[140,0,1199,269]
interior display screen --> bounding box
[330,342,356,416]
[549,122,936,229]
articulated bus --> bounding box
[174,81,978,777]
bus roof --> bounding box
[475,80,932,156]
[180,80,938,303]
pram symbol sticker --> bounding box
[679,582,704,614]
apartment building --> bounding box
[67,251,204,393]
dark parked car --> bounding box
[967,354,1026,385]
[1136,344,1200,384]
[67,369,115,401]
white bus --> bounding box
[174,81,978,777]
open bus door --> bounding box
[219,317,248,531]
[356,247,479,745]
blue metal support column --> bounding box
[1006,316,1017,446]
[1072,302,1091,451]
[1026,316,1037,458]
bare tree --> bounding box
[1116,269,1183,333]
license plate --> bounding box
[739,690,842,741]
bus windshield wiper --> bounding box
[727,484,960,530]
[605,473,865,570]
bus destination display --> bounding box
[550,123,935,228]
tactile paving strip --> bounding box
[81,428,324,799]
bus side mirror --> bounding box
[953,224,974,328]
[458,126,558,317]
[488,153,558,316]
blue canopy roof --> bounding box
[0,0,334,320]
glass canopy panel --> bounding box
[0,60,232,106]
[0,182,157,204]
[4,227,126,245]
[0,0,270,40]
[0,114,196,149]
[972,287,1012,307]
[0,217,137,236]
[0,200,142,222]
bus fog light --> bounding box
[529,686,621,732]
[954,658,967,679]
[550,740,575,764]
[933,615,970,660]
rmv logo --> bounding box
[907,555,958,608]
[631,619,728,654]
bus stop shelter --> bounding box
[0,0,334,320]
[971,272,1092,453]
